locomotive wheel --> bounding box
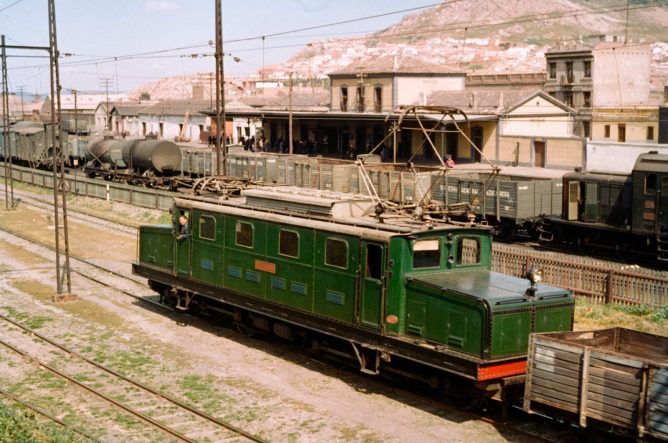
[233,311,256,337]
[442,378,487,411]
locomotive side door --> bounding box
[567,181,580,221]
[359,241,385,330]
[175,210,191,277]
[660,176,668,235]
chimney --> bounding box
[471,92,477,108]
[498,91,504,108]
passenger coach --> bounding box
[133,187,574,399]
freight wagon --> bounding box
[524,328,668,440]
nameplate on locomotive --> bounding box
[255,260,276,274]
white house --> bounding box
[137,99,211,142]
[498,91,584,168]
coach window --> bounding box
[413,239,440,268]
[457,237,481,265]
[235,221,253,248]
[373,84,383,112]
[279,229,299,258]
[645,174,657,195]
[199,215,216,241]
[325,238,348,269]
[340,86,348,112]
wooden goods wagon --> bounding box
[436,173,562,222]
[524,328,668,440]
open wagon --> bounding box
[524,328,667,439]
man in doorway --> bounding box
[177,215,189,240]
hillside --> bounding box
[281,0,668,75]
[130,0,668,100]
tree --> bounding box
[139,91,151,100]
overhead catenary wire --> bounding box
[6,0,666,75]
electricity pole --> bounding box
[17,85,26,119]
[1,34,15,210]
[48,0,74,299]
[288,72,293,155]
[72,89,78,135]
[214,0,223,175]
[100,77,113,131]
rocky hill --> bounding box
[130,0,668,100]
[280,0,668,76]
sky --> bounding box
[0,0,440,95]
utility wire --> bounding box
[0,0,25,14]
[10,0,666,74]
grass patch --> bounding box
[1,305,53,330]
[111,412,142,429]
[89,347,156,377]
[51,297,128,331]
[11,279,54,302]
[0,238,49,267]
[575,298,668,336]
[0,399,87,443]
[179,374,231,414]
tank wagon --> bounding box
[85,137,182,186]
[133,187,574,400]
[541,152,668,261]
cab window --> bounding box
[279,229,299,258]
[325,238,348,269]
[413,239,440,268]
[457,237,480,265]
[235,221,253,248]
[199,215,216,240]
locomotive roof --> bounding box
[633,152,668,173]
[175,187,485,241]
[563,171,631,184]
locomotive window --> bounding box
[199,215,216,241]
[645,174,657,195]
[325,238,348,269]
[279,230,299,258]
[235,221,253,248]
[457,237,480,265]
[413,239,440,268]
[365,243,383,279]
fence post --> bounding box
[605,270,614,304]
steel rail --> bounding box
[0,226,267,443]
[0,186,604,442]
[0,313,266,443]
[0,336,196,443]
[0,388,97,442]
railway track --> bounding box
[0,306,266,442]
[0,190,633,442]
[0,387,97,441]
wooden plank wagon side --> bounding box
[523,328,668,440]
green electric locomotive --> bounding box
[133,187,574,398]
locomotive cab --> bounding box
[387,228,573,374]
